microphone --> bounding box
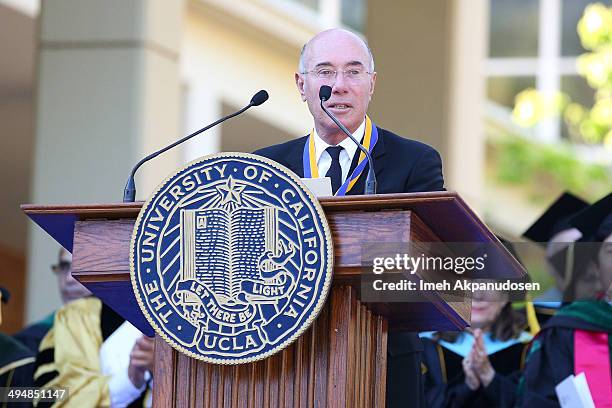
[250,90,269,106]
[122,90,269,202]
[318,85,377,195]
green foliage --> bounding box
[489,134,612,201]
[577,3,612,52]
[512,3,612,148]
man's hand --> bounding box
[470,329,495,387]
[128,336,155,389]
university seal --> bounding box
[130,153,333,364]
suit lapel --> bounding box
[346,126,386,195]
[284,136,308,177]
[347,142,362,176]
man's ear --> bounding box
[295,72,306,101]
[369,71,377,98]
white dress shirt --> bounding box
[312,118,366,183]
[99,321,152,408]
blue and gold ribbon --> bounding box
[302,115,378,196]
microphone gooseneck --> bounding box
[318,85,377,195]
[123,90,269,202]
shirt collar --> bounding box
[312,118,366,163]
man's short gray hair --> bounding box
[298,30,375,73]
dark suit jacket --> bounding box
[254,127,444,195]
[255,126,445,408]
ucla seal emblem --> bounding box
[130,153,333,364]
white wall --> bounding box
[179,4,313,162]
[26,0,183,322]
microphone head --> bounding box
[250,90,269,106]
[319,85,332,101]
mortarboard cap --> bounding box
[523,192,589,247]
[570,192,612,242]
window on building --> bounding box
[487,0,612,141]
[488,77,537,108]
[489,0,539,58]
[287,0,366,32]
[341,0,366,32]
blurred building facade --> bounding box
[2,0,604,329]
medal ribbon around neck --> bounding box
[302,115,378,196]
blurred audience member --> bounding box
[127,336,155,392]
[14,248,91,352]
[101,323,154,407]
[33,297,152,407]
[54,248,92,304]
[516,193,612,407]
[0,286,35,388]
[522,192,588,303]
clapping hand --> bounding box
[470,329,495,387]
[462,349,481,391]
[128,336,155,389]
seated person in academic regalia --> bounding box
[516,192,612,408]
[522,192,598,324]
[14,248,91,353]
[420,281,532,408]
[33,296,154,407]
[0,287,36,390]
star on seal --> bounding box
[216,176,245,205]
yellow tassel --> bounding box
[525,297,540,336]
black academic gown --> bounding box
[422,334,529,408]
[255,126,445,408]
[14,313,54,353]
[0,334,35,408]
[516,301,612,408]
[0,333,35,387]
[532,304,560,327]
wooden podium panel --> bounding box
[153,286,387,408]
[23,192,526,407]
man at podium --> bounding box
[255,28,445,408]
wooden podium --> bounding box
[22,192,524,407]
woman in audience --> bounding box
[421,282,531,408]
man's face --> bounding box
[295,30,376,137]
[53,249,91,304]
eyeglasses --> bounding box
[51,260,71,274]
[301,67,372,82]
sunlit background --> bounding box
[0,0,610,333]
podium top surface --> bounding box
[22,192,526,333]
[22,191,497,252]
